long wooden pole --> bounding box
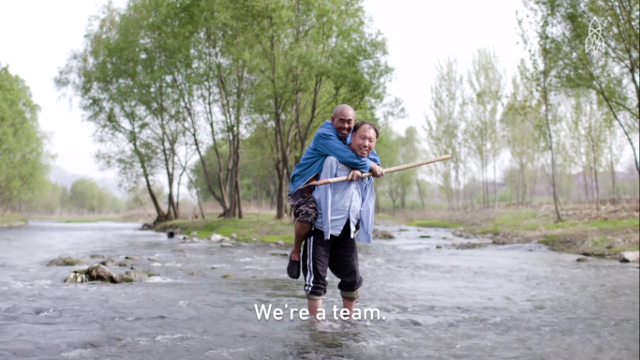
[303,154,452,188]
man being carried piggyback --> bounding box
[286,104,384,279]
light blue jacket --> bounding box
[289,121,380,197]
[313,156,375,244]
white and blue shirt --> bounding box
[312,156,375,244]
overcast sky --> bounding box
[0,0,528,181]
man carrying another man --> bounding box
[302,120,380,320]
[287,104,383,279]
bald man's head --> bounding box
[331,104,356,139]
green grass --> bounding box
[157,213,294,244]
[0,214,28,225]
[407,220,463,228]
[63,217,119,223]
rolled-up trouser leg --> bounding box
[329,221,363,302]
[301,228,330,300]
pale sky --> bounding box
[0,0,528,181]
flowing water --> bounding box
[0,220,638,360]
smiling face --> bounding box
[330,105,356,139]
[349,124,377,158]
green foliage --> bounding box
[69,179,123,215]
[0,65,49,210]
[407,220,464,228]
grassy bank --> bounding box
[401,204,639,259]
[0,214,28,226]
[154,213,294,244]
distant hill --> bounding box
[49,165,126,199]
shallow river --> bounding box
[0,220,638,360]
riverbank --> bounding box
[0,214,28,228]
[154,213,295,243]
[402,203,639,260]
[149,204,639,260]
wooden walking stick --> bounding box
[302,154,452,188]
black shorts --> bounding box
[302,221,363,301]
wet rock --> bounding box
[271,252,288,257]
[221,243,234,248]
[436,245,443,249]
[231,233,237,239]
[275,240,285,246]
[373,229,395,240]
[99,259,116,267]
[456,243,486,250]
[86,264,119,283]
[64,272,87,283]
[399,228,409,232]
[210,234,228,242]
[419,235,432,239]
[188,272,202,276]
[576,257,590,263]
[221,274,233,279]
[117,275,135,283]
[123,269,148,282]
[620,251,639,263]
[117,262,130,267]
[89,254,106,259]
[148,258,160,263]
[65,264,119,284]
[124,256,138,260]
[48,257,86,267]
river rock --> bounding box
[576,257,590,263]
[90,254,106,259]
[620,251,640,263]
[221,243,234,248]
[124,256,138,260]
[456,242,486,250]
[190,232,198,237]
[373,229,395,240]
[99,259,116,267]
[65,264,119,284]
[275,240,285,246]
[210,234,227,242]
[48,257,86,267]
[122,269,148,282]
[231,233,237,239]
[271,252,288,257]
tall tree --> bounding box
[466,48,505,208]
[0,64,49,211]
[520,1,564,221]
[425,57,465,209]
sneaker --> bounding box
[287,253,300,279]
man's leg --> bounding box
[291,221,311,262]
[329,221,363,320]
[301,228,330,321]
[288,193,317,279]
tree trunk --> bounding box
[416,179,425,210]
[542,63,562,222]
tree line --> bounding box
[423,0,638,220]
[56,0,392,223]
